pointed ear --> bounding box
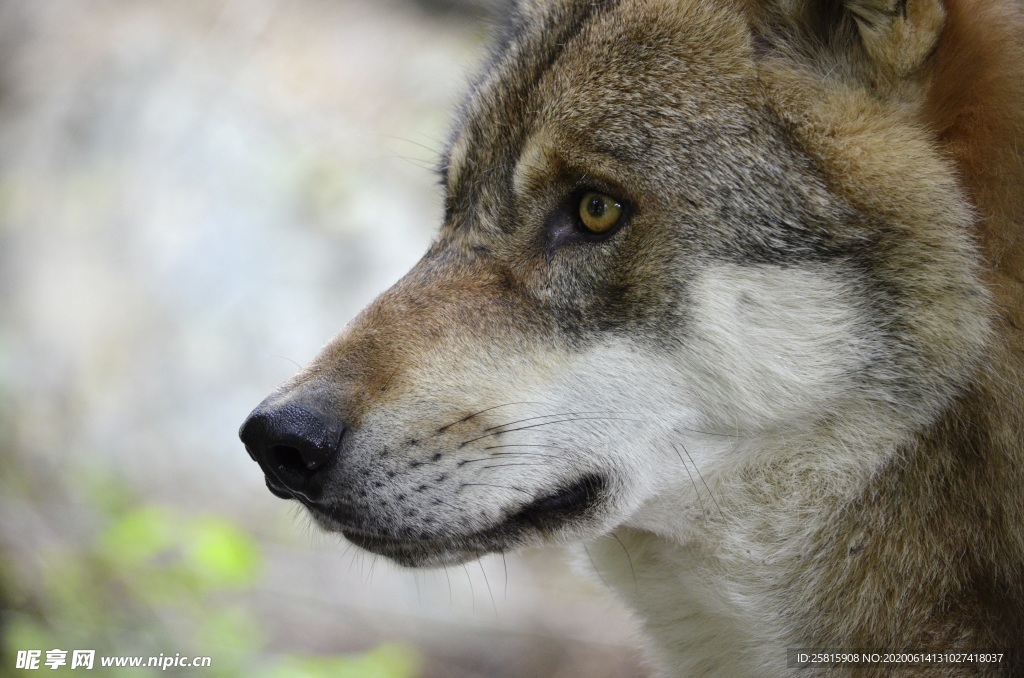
[755,0,946,85]
[846,0,945,79]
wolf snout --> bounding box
[239,398,344,501]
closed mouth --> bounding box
[317,474,608,566]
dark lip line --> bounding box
[310,499,515,547]
[290,473,607,552]
[339,515,527,566]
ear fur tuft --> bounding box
[751,0,947,87]
[847,0,945,79]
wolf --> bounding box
[240,0,1024,674]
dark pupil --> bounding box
[587,196,606,217]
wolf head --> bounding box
[240,0,989,567]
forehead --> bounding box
[445,0,755,191]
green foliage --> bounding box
[4,476,421,677]
[99,507,260,596]
[187,517,261,588]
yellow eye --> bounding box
[578,191,624,234]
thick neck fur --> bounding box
[924,0,1024,646]
[926,0,1024,291]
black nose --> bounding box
[239,401,344,501]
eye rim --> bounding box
[578,190,625,235]
[545,185,633,254]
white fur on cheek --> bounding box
[607,263,875,542]
[579,264,894,676]
[684,263,870,433]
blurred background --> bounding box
[0,0,646,675]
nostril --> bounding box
[283,436,334,471]
[270,444,318,474]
